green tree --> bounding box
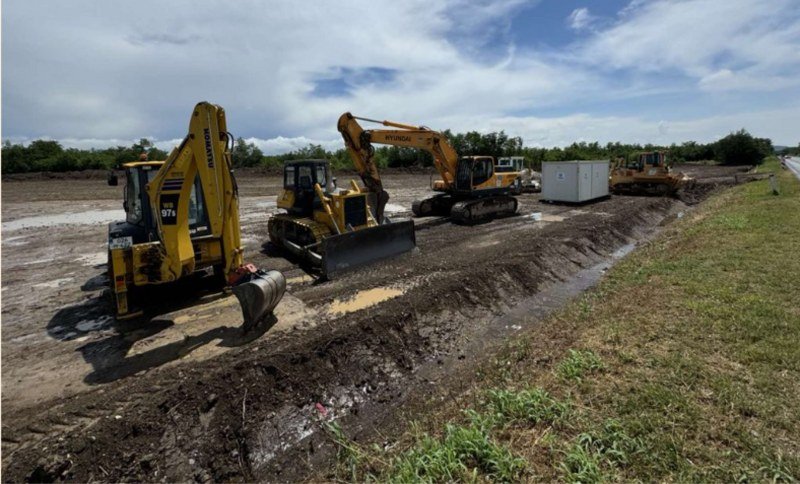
[231,137,264,167]
[714,129,771,165]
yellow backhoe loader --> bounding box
[107,102,285,329]
[337,113,520,224]
[267,154,416,276]
[609,151,692,195]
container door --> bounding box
[578,164,592,201]
[592,162,608,198]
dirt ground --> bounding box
[1,164,752,481]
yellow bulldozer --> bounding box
[267,157,416,276]
[609,151,692,195]
[107,102,286,329]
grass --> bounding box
[325,158,800,482]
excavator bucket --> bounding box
[321,220,416,277]
[231,270,287,330]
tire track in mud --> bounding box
[3,194,688,482]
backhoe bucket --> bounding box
[231,270,286,330]
[321,220,416,277]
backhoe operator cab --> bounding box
[109,161,210,247]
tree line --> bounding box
[2,129,776,174]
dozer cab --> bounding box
[610,151,692,195]
[268,159,416,277]
[107,102,285,329]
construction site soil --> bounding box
[1,164,753,481]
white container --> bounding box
[541,160,609,203]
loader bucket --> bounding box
[231,269,286,331]
[321,220,416,277]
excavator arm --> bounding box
[143,102,285,327]
[337,113,459,219]
[147,102,241,281]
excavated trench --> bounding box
[1,167,751,482]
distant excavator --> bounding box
[337,113,520,224]
[107,102,285,329]
[610,151,692,195]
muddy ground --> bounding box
[1,164,752,481]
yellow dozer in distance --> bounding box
[609,151,693,196]
[267,159,416,277]
[107,102,286,329]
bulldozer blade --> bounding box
[231,270,286,330]
[321,220,416,277]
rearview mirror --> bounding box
[107,171,119,186]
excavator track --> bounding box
[450,195,518,224]
[411,195,454,217]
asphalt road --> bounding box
[785,157,800,180]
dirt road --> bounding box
[1,164,750,481]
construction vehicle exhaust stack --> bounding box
[107,102,285,329]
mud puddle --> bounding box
[327,285,408,317]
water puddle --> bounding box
[33,277,75,289]
[75,315,114,333]
[3,209,124,231]
[384,203,406,213]
[286,274,315,285]
[2,235,32,247]
[539,214,566,222]
[74,253,106,267]
[328,286,406,317]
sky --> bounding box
[3,0,800,154]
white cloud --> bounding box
[578,0,800,83]
[3,0,800,150]
[568,8,594,31]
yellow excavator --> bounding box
[609,151,692,195]
[107,102,286,329]
[337,113,520,224]
[267,154,416,276]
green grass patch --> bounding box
[483,387,571,427]
[556,349,605,381]
[323,160,800,482]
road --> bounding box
[785,156,800,180]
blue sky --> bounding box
[3,0,799,153]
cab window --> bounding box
[298,165,313,189]
[315,164,327,187]
[284,165,295,189]
[188,174,209,234]
[125,170,143,225]
[472,158,493,185]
